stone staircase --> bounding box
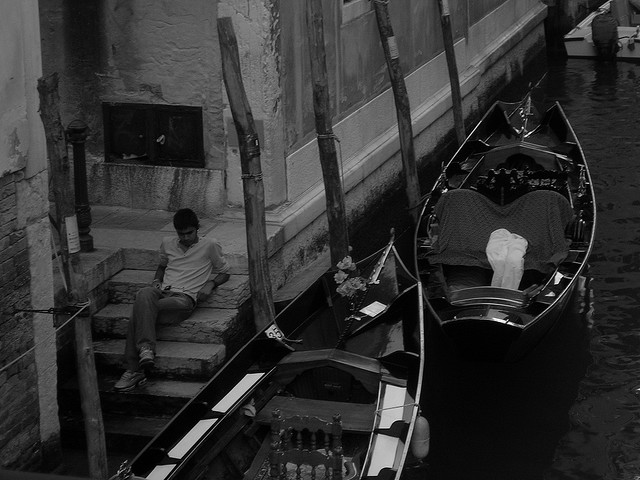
[58,247,254,454]
[55,206,332,463]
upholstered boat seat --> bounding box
[428,188,574,274]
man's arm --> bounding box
[196,272,230,302]
[151,264,167,289]
[197,239,230,302]
[153,240,169,289]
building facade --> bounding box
[38,0,548,282]
[0,0,58,472]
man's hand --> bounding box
[197,280,215,303]
[153,264,166,290]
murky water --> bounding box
[414,58,640,479]
[543,59,640,480]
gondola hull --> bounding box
[415,97,596,362]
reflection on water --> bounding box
[543,58,640,480]
[419,58,640,479]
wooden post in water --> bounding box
[38,73,108,480]
[306,0,350,267]
[373,0,421,224]
[218,17,275,330]
[438,0,466,146]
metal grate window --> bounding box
[103,103,204,168]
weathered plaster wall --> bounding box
[279,0,544,208]
[1,0,47,177]
[100,1,224,165]
[219,0,287,208]
[96,0,227,215]
[267,0,547,281]
[88,162,226,214]
[39,0,230,216]
[38,1,106,153]
[0,0,57,470]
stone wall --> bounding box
[0,0,58,472]
[38,0,228,217]
[0,172,40,469]
[0,171,57,471]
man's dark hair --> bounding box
[173,208,200,230]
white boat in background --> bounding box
[564,0,640,60]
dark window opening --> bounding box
[103,103,205,168]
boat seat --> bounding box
[272,349,382,398]
[256,396,376,433]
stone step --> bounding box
[93,303,243,345]
[60,410,170,453]
[108,269,250,309]
[93,339,226,379]
[59,374,205,417]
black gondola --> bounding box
[415,95,596,362]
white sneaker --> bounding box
[114,370,147,392]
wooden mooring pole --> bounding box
[306,0,350,266]
[38,73,108,480]
[218,17,275,331]
[373,0,421,224]
[438,0,466,146]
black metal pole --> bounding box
[66,119,94,252]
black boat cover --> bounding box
[428,189,574,274]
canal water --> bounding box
[407,57,640,480]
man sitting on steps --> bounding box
[115,208,230,392]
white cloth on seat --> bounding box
[485,228,528,290]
